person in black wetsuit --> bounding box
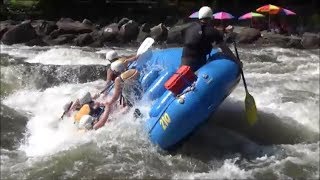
[181,6,238,72]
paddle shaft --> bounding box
[233,41,249,93]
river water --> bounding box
[0,44,319,179]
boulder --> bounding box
[118,20,139,42]
[50,34,76,45]
[0,20,16,40]
[1,21,38,45]
[56,18,93,34]
[256,32,289,47]
[136,23,151,43]
[238,27,261,43]
[301,32,320,49]
[286,36,303,49]
[150,23,168,42]
[34,20,57,36]
[90,30,103,41]
[117,17,130,28]
[102,23,119,42]
[74,33,94,46]
[25,38,48,46]
[225,32,237,44]
[49,29,63,39]
[82,19,93,26]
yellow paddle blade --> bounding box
[245,92,258,126]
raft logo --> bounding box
[160,113,171,130]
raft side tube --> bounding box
[143,68,176,101]
[148,59,240,149]
[140,69,160,92]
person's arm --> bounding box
[105,68,113,83]
[92,78,122,130]
[211,28,241,66]
[93,105,111,130]
[123,55,139,66]
[106,77,122,105]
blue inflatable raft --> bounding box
[134,47,241,150]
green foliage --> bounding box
[9,0,39,8]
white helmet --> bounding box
[106,50,119,61]
[78,115,94,130]
[110,60,126,73]
[79,92,92,105]
[198,6,213,20]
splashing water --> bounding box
[1,44,319,179]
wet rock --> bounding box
[257,32,289,47]
[136,23,151,43]
[50,34,76,45]
[225,32,237,43]
[82,18,93,26]
[150,23,168,42]
[88,30,104,47]
[1,21,38,45]
[286,36,303,49]
[301,32,320,49]
[25,38,48,46]
[118,20,139,42]
[33,20,57,36]
[56,18,93,34]
[238,27,261,43]
[102,23,119,42]
[117,17,130,28]
[74,33,94,46]
[0,20,16,40]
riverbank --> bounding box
[1,18,319,50]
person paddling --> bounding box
[181,6,238,72]
[93,69,143,129]
[104,50,140,94]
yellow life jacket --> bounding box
[74,104,91,123]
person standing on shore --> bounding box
[181,6,238,72]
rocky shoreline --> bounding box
[1,18,319,50]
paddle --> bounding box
[102,37,155,93]
[60,37,155,120]
[137,37,155,56]
[60,101,73,119]
[233,41,258,126]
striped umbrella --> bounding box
[256,4,280,13]
[238,12,265,20]
[239,12,265,27]
[256,4,281,30]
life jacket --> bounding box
[119,69,142,107]
[74,103,105,124]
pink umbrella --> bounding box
[213,12,235,20]
[189,11,199,18]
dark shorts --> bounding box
[181,56,206,72]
